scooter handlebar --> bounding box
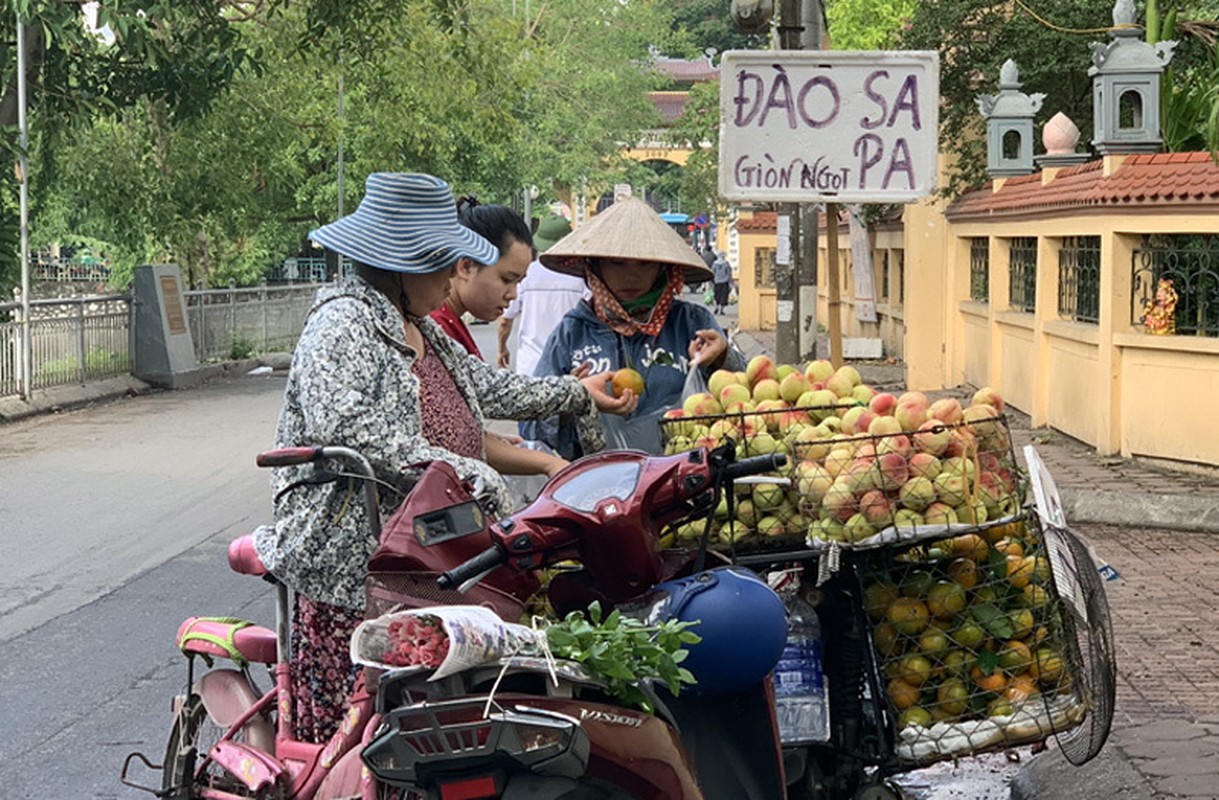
[722,453,787,481]
[437,547,505,591]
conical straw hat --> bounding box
[539,198,715,284]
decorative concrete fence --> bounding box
[1,282,322,400]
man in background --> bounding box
[711,250,733,315]
[497,214,588,376]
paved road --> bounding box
[0,372,285,798]
[0,373,283,641]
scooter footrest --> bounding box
[177,617,278,665]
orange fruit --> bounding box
[899,706,933,729]
[887,678,921,710]
[952,533,989,562]
[1021,584,1050,609]
[936,677,970,716]
[1008,608,1035,640]
[864,581,901,620]
[886,597,931,636]
[952,619,988,650]
[994,537,1025,559]
[997,640,1033,674]
[873,622,904,658]
[610,368,645,398]
[1007,555,1035,589]
[1006,674,1038,704]
[971,664,1008,694]
[926,581,968,619]
[947,557,979,590]
[981,521,1021,544]
[897,654,935,687]
[1030,648,1065,686]
[987,697,1016,718]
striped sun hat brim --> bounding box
[310,173,498,274]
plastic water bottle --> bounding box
[773,595,830,743]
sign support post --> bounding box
[825,204,843,368]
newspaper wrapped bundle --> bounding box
[351,605,542,680]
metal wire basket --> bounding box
[855,513,1102,766]
[1039,523,1117,765]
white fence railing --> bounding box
[2,283,323,400]
[1,295,133,398]
[185,284,318,363]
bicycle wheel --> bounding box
[162,694,275,799]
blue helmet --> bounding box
[649,567,788,696]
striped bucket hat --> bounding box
[310,173,499,274]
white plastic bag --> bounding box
[680,352,708,402]
[502,440,560,506]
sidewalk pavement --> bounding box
[733,326,1219,800]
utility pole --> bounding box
[17,14,32,400]
[771,0,821,365]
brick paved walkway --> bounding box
[1083,524,1219,726]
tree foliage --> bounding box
[825,0,917,50]
[16,0,683,291]
[1,0,249,291]
[899,0,1219,197]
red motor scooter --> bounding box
[123,443,793,800]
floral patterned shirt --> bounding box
[254,276,603,609]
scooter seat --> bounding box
[177,616,278,665]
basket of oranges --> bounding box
[859,516,1090,764]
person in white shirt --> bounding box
[497,214,589,376]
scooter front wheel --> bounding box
[162,693,277,799]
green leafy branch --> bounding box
[544,601,701,713]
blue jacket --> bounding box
[521,299,745,457]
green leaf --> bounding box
[971,602,1015,641]
[975,649,1000,676]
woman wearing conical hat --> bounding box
[255,173,636,744]
[522,197,745,456]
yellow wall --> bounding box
[733,154,1219,466]
[906,155,1219,466]
[734,211,908,357]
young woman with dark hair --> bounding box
[428,199,534,359]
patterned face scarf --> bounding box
[586,261,686,338]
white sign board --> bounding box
[718,50,940,203]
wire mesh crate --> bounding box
[855,513,1104,765]
[660,393,1027,553]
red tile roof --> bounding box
[649,91,690,124]
[653,57,720,84]
[736,211,778,232]
[948,152,1219,219]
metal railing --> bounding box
[1009,237,1037,313]
[1,294,133,397]
[2,282,324,399]
[970,237,989,302]
[1058,236,1101,324]
[185,283,319,363]
[1131,234,1219,337]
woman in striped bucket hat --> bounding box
[255,172,636,744]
